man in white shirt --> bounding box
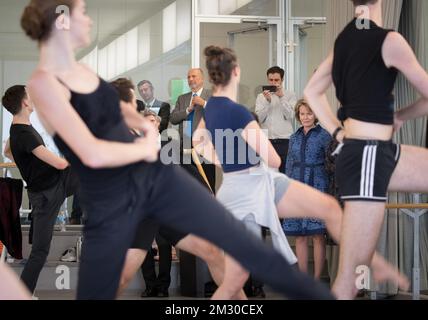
[255,66,297,173]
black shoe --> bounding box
[141,287,158,298]
[157,289,169,298]
[252,287,266,299]
[356,289,367,298]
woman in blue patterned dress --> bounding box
[283,99,331,279]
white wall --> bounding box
[291,0,327,17]
[1,60,60,159]
[200,23,271,110]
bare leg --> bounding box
[277,180,408,296]
[176,235,224,287]
[276,181,342,243]
[332,202,386,299]
[176,234,246,300]
[313,235,326,280]
[365,145,428,293]
[295,236,308,273]
[211,255,249,300]
[117,249,147,298]
[389,145,428,192]
[0,263,31,300]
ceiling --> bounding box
[0,0,175,60]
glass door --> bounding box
[195,18,281,110]
[286,18,326,99]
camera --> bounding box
[262,85,277,93]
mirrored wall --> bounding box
[1,0,193,157]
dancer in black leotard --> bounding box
[109,78,243,299]
[21,0,335,299]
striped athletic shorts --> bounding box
[335,139,401,202]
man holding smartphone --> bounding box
[255,66,296,173]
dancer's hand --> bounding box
[137,119,159,162]
[335,128,346,143]
[393,114,404,133]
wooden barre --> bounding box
[1,160,427,210]
[386,203,428,210]
[0,163,16,169]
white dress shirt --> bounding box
[255,90,297,139]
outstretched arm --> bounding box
[27,72,158,169]
[192,119,221,167]
[242,121,281,169]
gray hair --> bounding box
[142,109,161,123]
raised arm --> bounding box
[304,52,344,140]
[382,32,428,125]
[255,94,272,124]
[27,72,158,169]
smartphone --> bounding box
[262,85,277,93]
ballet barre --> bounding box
[383,202,428,300]
[0,162,16,169]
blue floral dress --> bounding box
[282,125,331,236]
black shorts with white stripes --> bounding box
[336,139,401,202]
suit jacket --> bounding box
[137,99,171,133]
[170,88,212,143]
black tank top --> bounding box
[332,18,398,125]
[53,77,135,196]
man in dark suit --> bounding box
[170,69,217,296]
[170,68,215,192]
[137,80,170,133]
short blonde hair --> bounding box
[294,99,318,124]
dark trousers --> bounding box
[270,139,290,173]
[21,168,78,293]
[244,227,268,295]
[141,233,172,291]
[179,159,214,297]
[76,161,334,300]
[70,193,83,224]
[180,151,216,193]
